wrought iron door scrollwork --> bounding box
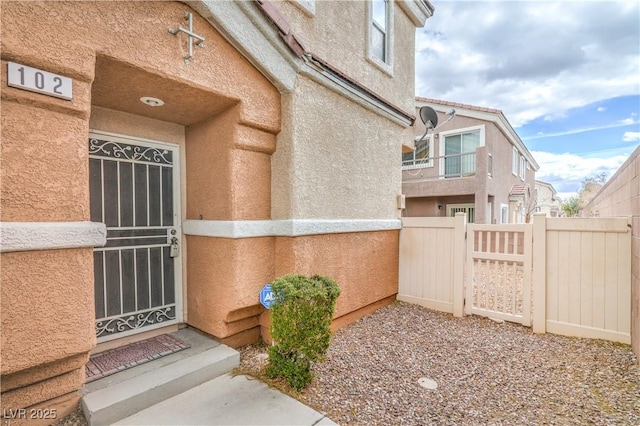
[96,307,175,337]
[89,138,172,165]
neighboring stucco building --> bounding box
[1,0,433,415]
[402,98,539,223]
[583,146,640,361]
[535,180,562,217]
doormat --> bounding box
[85,334,190,383]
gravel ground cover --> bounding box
[239,302,640,425]
[51,405,86,426]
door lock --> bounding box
[170,236,180,258]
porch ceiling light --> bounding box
[140,96,165,107]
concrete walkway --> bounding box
[114,373,338,425]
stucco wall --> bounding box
[186,236,274,340]
[259,229,400,342]
[584,146,640,359]
[1,0,281,411]
[2,0,418,412]
[272,75,405,220]
[277,0,417,112]
[185,106,275,221]
[1,249,94,410]
[1,101,91,222]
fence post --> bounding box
[452,212,466,317]
[464,216,474,316]
[532,213,546,333]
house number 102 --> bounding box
[7,62,73,100]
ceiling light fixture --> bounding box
[140,96,165,107]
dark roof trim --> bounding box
[309,54,415,125]
[420,0,436,16]
[255,0,306,57]
[255,0,415,125]
[416,96,502,114]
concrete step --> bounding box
[114,373,338,425]
[81,339,239,426]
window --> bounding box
[443,130,480,177]
[371,0,387,61]
[512,147,519,176]
[501,204,509,224]
[520,155,526,180]
[402,135,433,168]
[368,0,393,73]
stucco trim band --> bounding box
[183,219,402,238]
[0,222,107,253]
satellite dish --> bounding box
[419,106,439,129]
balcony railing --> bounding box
[402,151,476,179]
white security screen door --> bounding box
[89,131,182,342]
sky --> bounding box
[415,0,640,200]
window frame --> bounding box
[500,204,509,224]
[438,124,485,178]
[519,155,526,181]
[402,134,434,169]
[367,0,394,75]
[512,146,519,176]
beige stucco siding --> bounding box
[276,0,416,112]
[272,75,405,220]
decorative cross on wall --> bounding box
[169,12,205,64]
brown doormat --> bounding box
[85,334,190,383]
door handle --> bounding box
[170,236,179,258]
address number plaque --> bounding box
[7,61,72,100]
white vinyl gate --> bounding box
[465,223,532,326]
[398,213,632,343]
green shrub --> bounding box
[266,274,340,390]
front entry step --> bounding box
[81,329,239,426]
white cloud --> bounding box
[597,107,606,112]
[532,150,629,197]
[623,132,640,142]
[522,118,640,140]
[416,1,640,127]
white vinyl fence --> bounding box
[398,216,465,317]
[533,215,632,343]
[398,213,632,344]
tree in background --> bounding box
[579,172,607,211]
[561,196,580,217]
[561,172,608,217]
